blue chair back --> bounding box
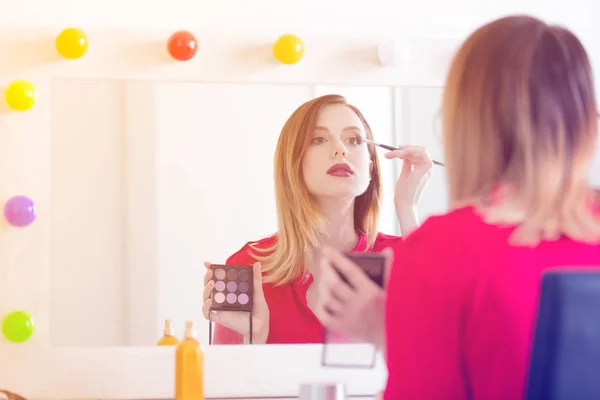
[527,270,600,399]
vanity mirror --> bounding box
[48,78,448,348]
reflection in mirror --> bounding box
[592,141,600,189]
[49,79,449,347]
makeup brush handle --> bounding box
[382,144,445,166]
[379,143,399,151]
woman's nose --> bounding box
[330,140,348,159]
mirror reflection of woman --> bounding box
[313,15,600,400]
[202,94,433,344]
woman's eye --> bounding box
[311,137,326,145]
[344,137,361,146]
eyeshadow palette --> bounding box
[209,264,253,312]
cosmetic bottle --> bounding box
[175,321,204,400]
[157,319,179,346]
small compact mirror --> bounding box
[208,264,254,344]
[321,252,385,368]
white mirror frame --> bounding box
[0,28,454,399]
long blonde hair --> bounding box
[255,94,382,285]
[443,15,600,245]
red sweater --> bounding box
[384,205,600,399]
[214,232,403,344]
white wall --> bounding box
[0,0,598,351]
[3,1,596,91]
[0,0,593,37]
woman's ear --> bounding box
[369,160,373,180]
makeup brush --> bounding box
[360,138,445,166]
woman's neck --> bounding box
[317,196,360,252]
[304,197,359,276]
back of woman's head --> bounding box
[442,15,600,245]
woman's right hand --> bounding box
[311,246,392,348]
[202,261,270,344]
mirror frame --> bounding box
[0,27,454,399]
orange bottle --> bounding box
[175,321,204,400]
[157,319,179,346]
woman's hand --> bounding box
[385,145,433,236]
[202,261,270,344]
[311,246,394,348]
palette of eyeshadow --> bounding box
[209,265,253,311]
[208,264,254,344]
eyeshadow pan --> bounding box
[239,270,250,281]
[214,292,225,303]
[238,293,249,305]
[214,268,226,280]
[227,281,238,292]
[215,281,226,291]
[239,281,249,293]
[227,269,238,280]
[226,293,237,304]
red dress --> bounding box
[384,205,600,399]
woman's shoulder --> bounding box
[388,207,488,290]
[372,206,485,247]
[225,235,277,265]
[409,205,487,242]
[372,232,404,248]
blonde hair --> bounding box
[255,94,382,285]
[442,15,600,245]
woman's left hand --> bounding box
[386,145,433,209]
[311,246,394,347]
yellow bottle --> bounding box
[175,321,204,400]
[157,319,179,346]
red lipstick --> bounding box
[327,163,354,177]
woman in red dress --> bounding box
[202,94,434,344]
[313,15,600,399]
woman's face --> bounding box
[301,103,372,200]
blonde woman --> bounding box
[202,94,433,344]
[313,15,600,399]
